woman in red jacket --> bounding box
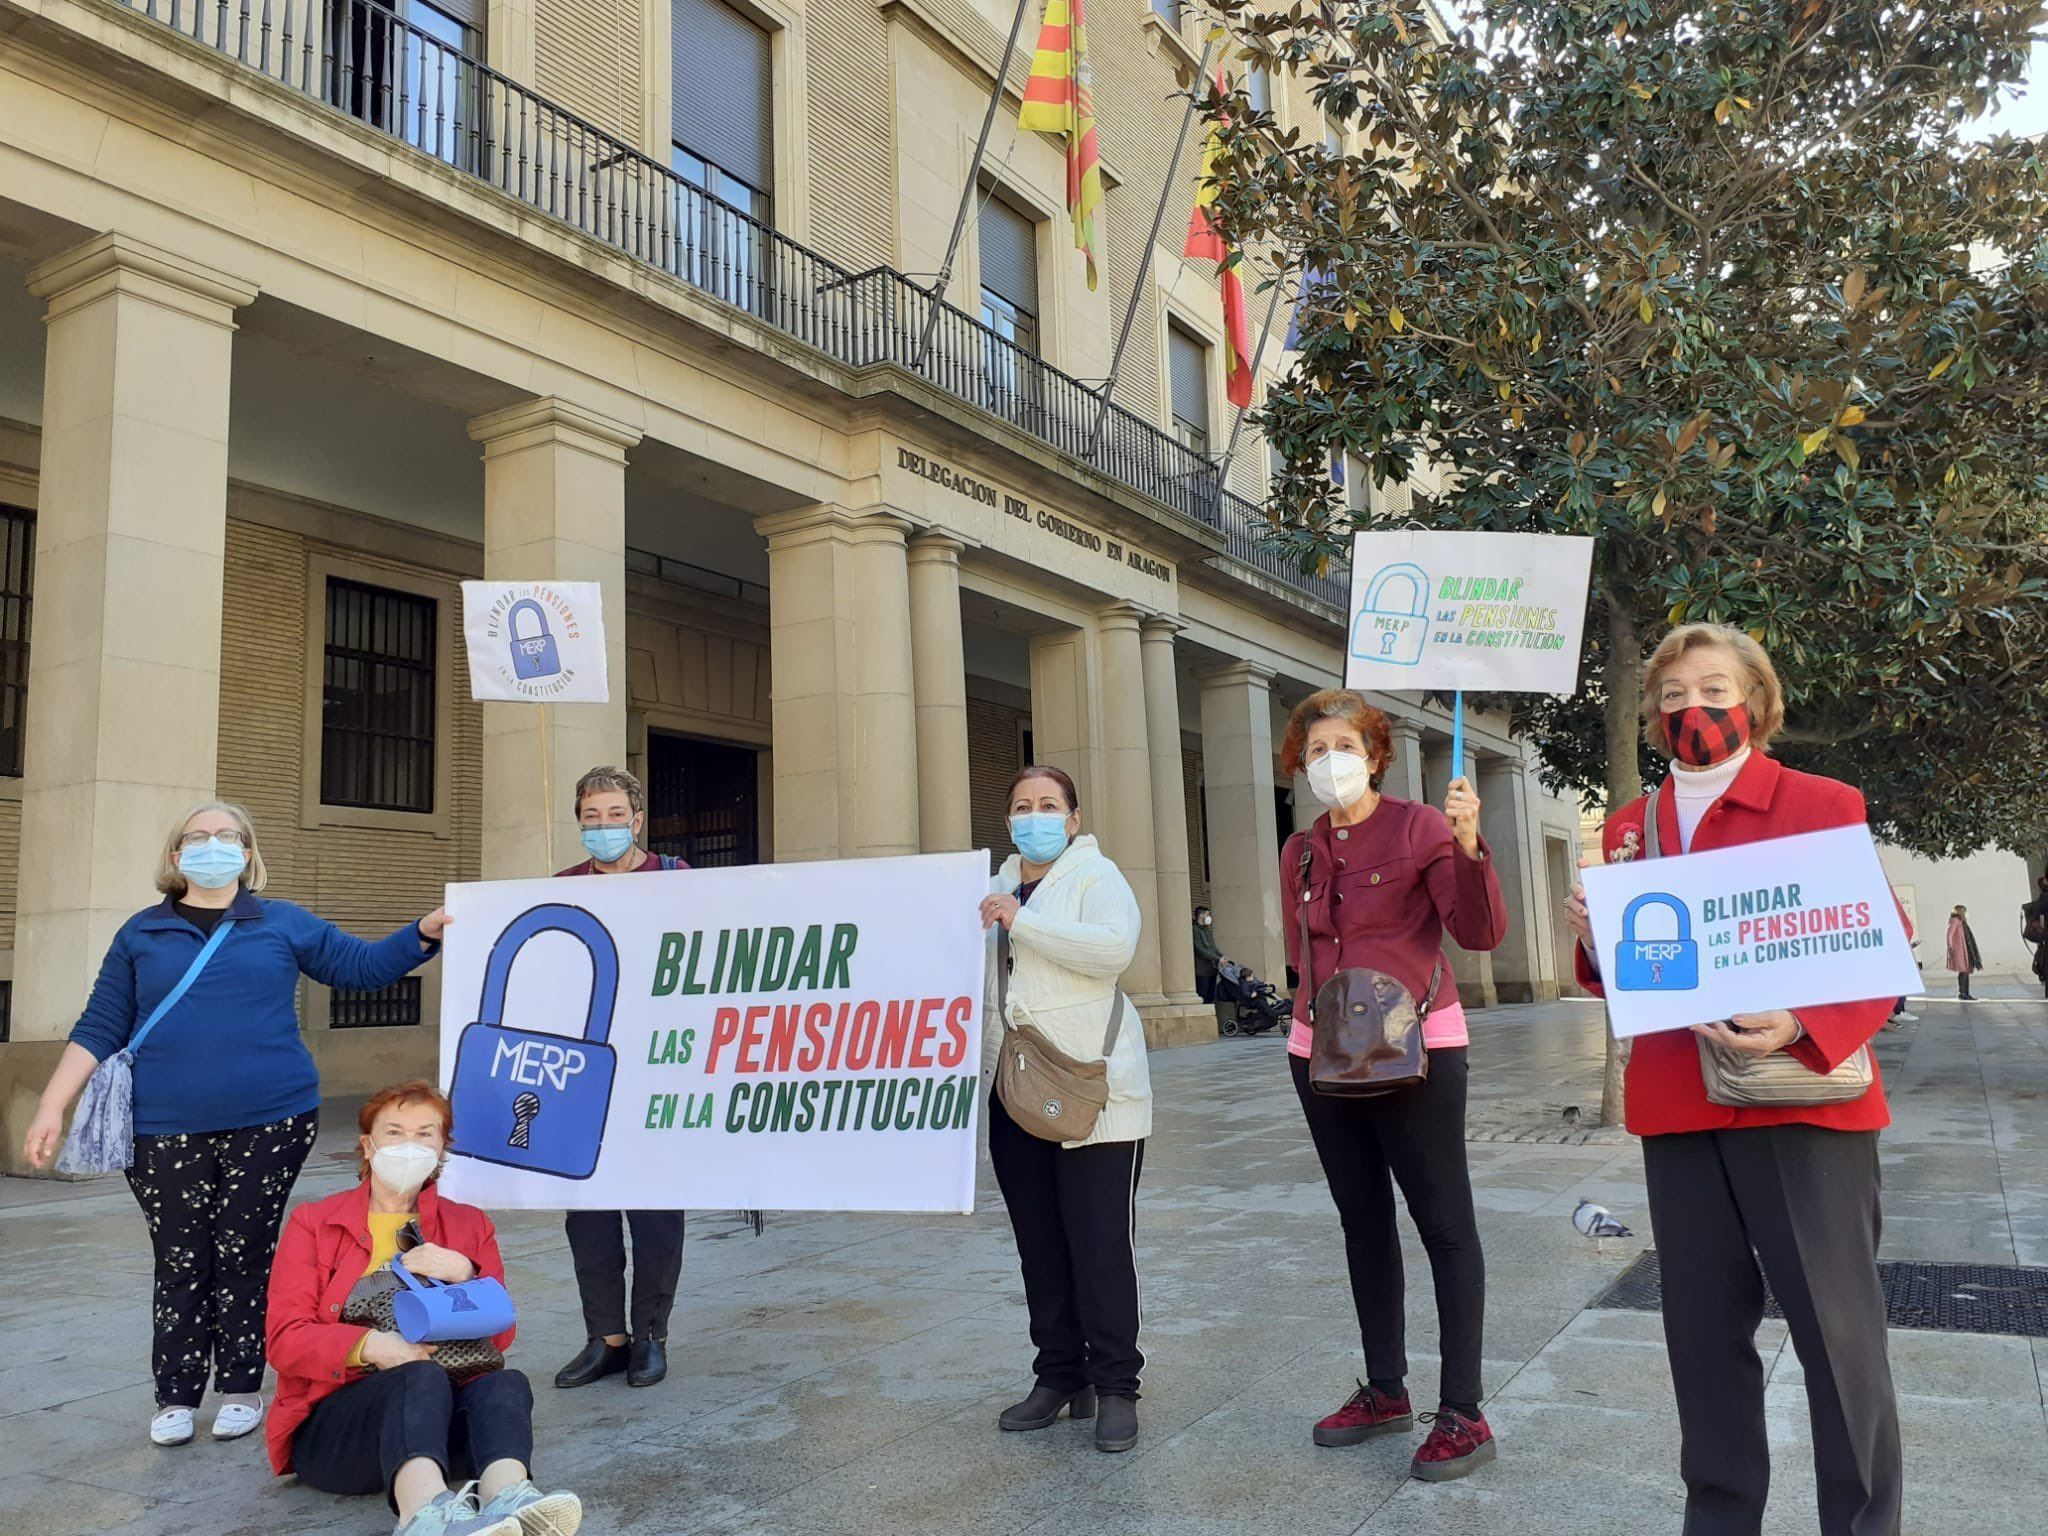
[1279,690,1507,1483]
[1565,623,1900,1536]
[266,1083,582,1536]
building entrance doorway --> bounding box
[645,731,759,866]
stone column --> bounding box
[1198,662,1288,987]
[1140,621,1199,999]
[1424,735,1496,1006]
[11,236,255,1059]
[1097,606,1163,1005]
[469,399,639,879]
[1382,717,1426,803]
[1027,626,1102,820]
[1478,754,1540,1003]
[907,533,971,853]
[755,507,920,861]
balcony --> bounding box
[102,0,1346,610]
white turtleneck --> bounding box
[1669,747,1752,851]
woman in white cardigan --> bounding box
[979,764,1151,1455]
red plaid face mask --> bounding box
[1665,703,1751,768]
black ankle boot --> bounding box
[628,1334,668,1388]
[1094,1393,1139,1452]
[998,1383,1096,1431]
[554,1338,628,1389]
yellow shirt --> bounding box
[345,1212,414,1368]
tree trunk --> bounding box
[1598,596,1645,1128]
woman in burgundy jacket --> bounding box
[1278,690,1507,1483]
[266,1082,580,1536]
[1565,623,1900,1536]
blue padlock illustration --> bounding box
[1350,563,1431,667]
[506,598,562,681]
[449,904,619,1179]
[1614,893,1700,991]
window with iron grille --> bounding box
[322,578,437,812]
[330,977,423,1028]
[0,505,31,778]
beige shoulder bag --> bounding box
[994,926,1126,1141]
[1641,784,1874,1107]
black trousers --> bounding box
[1643,1126,1901,1536]
[987,1087,1145,1398]
[125,1109,320,1405]
[564,1209,685,1340]
[1290,1049,1485,1408]
[293,1363,535,1510]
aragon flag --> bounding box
[1017,0,1104,291]
[1184,69,1254,408]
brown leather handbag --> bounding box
[1296,841,1442,1097]
[993,929,1128,1141]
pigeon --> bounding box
[1573,1199,1632,1239]
[1561,1105,1583,1128]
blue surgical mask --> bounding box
[178,838,247,891]
[1010,812,1072,865]
[581,825,636,864]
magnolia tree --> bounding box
[1202,0,2048,1122]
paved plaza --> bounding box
[2,987,2045,1536]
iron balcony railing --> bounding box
[112,0,1347,608]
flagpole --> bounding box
[1084,34,1216,461]
[1212,264,1287,495]
[914,0,1037,372]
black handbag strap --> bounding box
[1295,834,1443,1021]
[1643,782,1665,860]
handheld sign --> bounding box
[461,581,610,704]
[436,852,988,1213]
[1345,530,1595,773]
[1582,824,1920,1040]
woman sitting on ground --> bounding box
[265,1082,582,1536]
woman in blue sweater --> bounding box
[21,802,447,1450]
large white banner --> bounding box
[435,853,988,1212]
[1582,825,1920,1039]
[460,581,609,703]
[1345,531,1594,694]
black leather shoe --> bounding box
[554,1338,628,1389]
[998,1383,1096,1431]
[1094,1394,1138,1453]
[628,1335,668,1388]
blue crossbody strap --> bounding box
[126,918,238,1056]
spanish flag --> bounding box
[1018,0,1104,291]
[1185,69,1254,408]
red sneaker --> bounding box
[1312,1381,1414,1446]
[1410,1408,1497,1481]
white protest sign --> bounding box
[435,852,988,1213]
[1345,531,1594,694]
[460,581,609,703]
[1582,824,1920,1039]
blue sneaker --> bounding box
[473,1480,583,1536]
[393,1485,522,1536]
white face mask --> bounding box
[1307,750,1374,810]
[369,1142,440,1197]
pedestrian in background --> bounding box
[1946,904,1982,1000]
[979,765,1149,1454]
[1278,689,1507,1483]
[2024,874,2048,999]
[1564,622,1900,1536]
[20,802,446,1449]
[553,766,689,1393]
[1191,904,1223,1003]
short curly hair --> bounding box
[356,1081,453,1182]
[1280,690,1394,786]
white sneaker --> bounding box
[474,1479,584,1536]
[212,1397,265,1439]
[1894,1010,1919,1022]
[150,1406,196,1447]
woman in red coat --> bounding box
[266,1082,582,1536]
[1565,624,1900,1536]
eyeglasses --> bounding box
[179,829,249,849]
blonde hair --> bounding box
[156,801,268,896]
[1641,623,1786,757]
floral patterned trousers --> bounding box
[125,1109,319,1406]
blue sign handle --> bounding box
[1451,689,1465,786]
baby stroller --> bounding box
[1216,959,1292,1037]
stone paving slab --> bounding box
[0,996,2042,1535]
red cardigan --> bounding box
[264,1181,515,1475]
[1282,798,1508,1022]
[1576,752,1893,1137]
